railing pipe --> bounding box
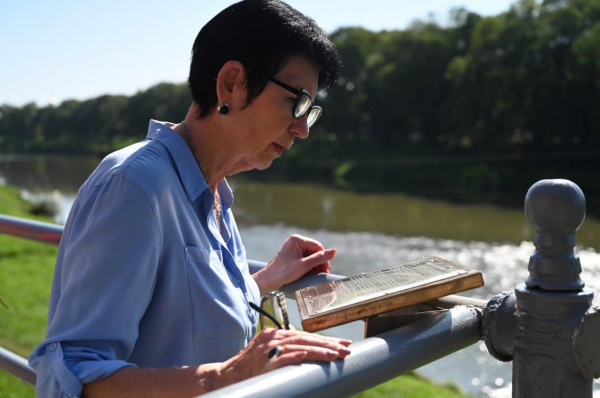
[0,347,36,386]
[0,216,481,306]
[0,214,62,245]
[0,213,485,392]
[249,260,346,297]
[200,305,483,398]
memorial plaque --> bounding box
[296,256,484,332]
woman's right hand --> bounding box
[213,328,352,388]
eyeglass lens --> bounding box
[307,107,321,128]
[294,94,313,119]
[294,93,322,128]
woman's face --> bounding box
[232,56,319,171]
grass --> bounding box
[0,185,58,397]
[354,372,471,398]
[0,184,473,398]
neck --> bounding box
[177,106,229,192]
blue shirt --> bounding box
[29,120,261,398]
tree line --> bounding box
[2,0,599,155]
[1,0,599,211]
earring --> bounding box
[217,103,230,116]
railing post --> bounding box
[483,179,600,397]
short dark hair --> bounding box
[188,0,340,118]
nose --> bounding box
[289,113,310,139]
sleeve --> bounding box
[28,173,162,398]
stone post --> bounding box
[483,179,600,398]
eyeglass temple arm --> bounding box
[244,66,303,97]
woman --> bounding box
[29,1,351,397]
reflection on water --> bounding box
[2,154,600,398]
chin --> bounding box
[254,160,274,171]
[242,152,277,172]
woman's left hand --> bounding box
[253,234,335,295]
[215,328,351,389]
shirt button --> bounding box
[234,276,240,284]
[48,343,57,351]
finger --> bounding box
[265,329,352,346]
[310,334,352,347]
[279,335,352,355]
[300,249,336,272]
[302,347,346,361]
[265,351,307,372]
[299,331,352,346]
[308,261,330,274]
[279,344,351,359]
[255,328,281,343]
[293,235,326,255]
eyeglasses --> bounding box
[246,67,322,128]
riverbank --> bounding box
[245,141,600,219]
[0,184,473,398]
[4,137,600,221]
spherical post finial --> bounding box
[524,179,586,291]
[525,179,586,234]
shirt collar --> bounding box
[146,120,234,207]
[217,178,234,209]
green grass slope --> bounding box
[0,186,57,397]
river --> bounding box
[2,154,600,397]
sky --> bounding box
[1,0,518,107]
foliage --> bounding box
[0,83,190,154]
[2,1,600,156]
[1,0,600,213]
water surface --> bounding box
[2,154,600,397]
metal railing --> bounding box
[0,214,485,396]
[0,346,36,386]
[3,179,600,398]
[200,306,482,398]
[0,214,62,245]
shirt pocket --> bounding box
[184,246,248,340]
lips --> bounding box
[272,143,286,156]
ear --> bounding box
[216,60,248,109]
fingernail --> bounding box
[328,350,339,357]
[340,347,351,355]
[327,249,337,257]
